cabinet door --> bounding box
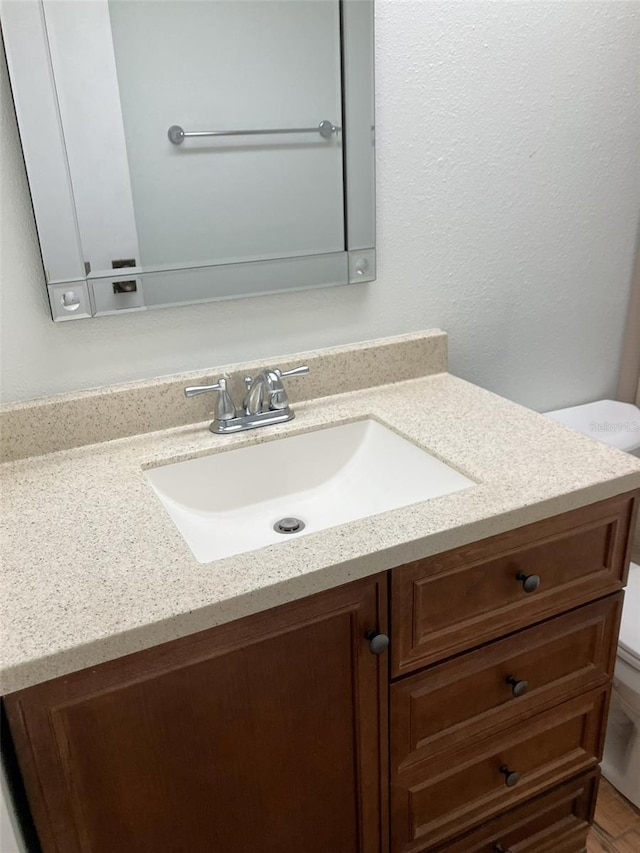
[4,576,388,853]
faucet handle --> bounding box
[184,378,236,421]
[184,382,224,397]
[275,365,310,379]
[265,365,309,411]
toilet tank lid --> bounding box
[620,563,640,664]
[545,400,640,453]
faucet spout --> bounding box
[244,369,290,415]
[243,374,265,415]
[185,364,309,434]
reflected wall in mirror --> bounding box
[1,0,375,321]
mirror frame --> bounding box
[2,0,375,321]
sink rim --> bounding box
[142,415,477,563]
[141,414,476,481]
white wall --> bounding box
[0,768,25,853]
[2,0,639,411]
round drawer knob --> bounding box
[516,571,540,593]
[365,630,389,655]
[499,765,521,787]
[493,845,512,853]
[506,676,529,697]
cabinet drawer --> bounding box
[392,594,622,770]
[432,769,598,853]
[391,493,637,676]
[391,687,608,853]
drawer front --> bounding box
[392,594,622,770]
[392,493,637,676]
[431,770,598,853]
[391,688,608,853]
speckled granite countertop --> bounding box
[2,332,640,695]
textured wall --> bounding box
[0,771,23,853]
[1,0,639,410]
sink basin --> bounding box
[144,419,475,563]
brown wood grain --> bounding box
[4,574,389,853]
[391,687,609,853]
[429,769,599,852]
[391,593,623,771]
[391,492,638,677]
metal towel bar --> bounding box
[168,120,337,145]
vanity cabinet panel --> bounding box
[391,593,622,770]
[390,686,608,853]
[391,493,637,676]
[4,575,388,853]
[5,492,638,853]
[431,769,598,853]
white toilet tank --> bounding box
[545,399,640,456]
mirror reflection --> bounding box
[2,0,375,320]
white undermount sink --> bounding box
[144,419,475,563]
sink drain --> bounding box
[274,517,305,534]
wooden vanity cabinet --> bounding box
[389,491,638,853]
[4,575,389,853]
[4,491,638,853]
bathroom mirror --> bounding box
[2,0,375,321]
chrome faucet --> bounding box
[185,365,309,434]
